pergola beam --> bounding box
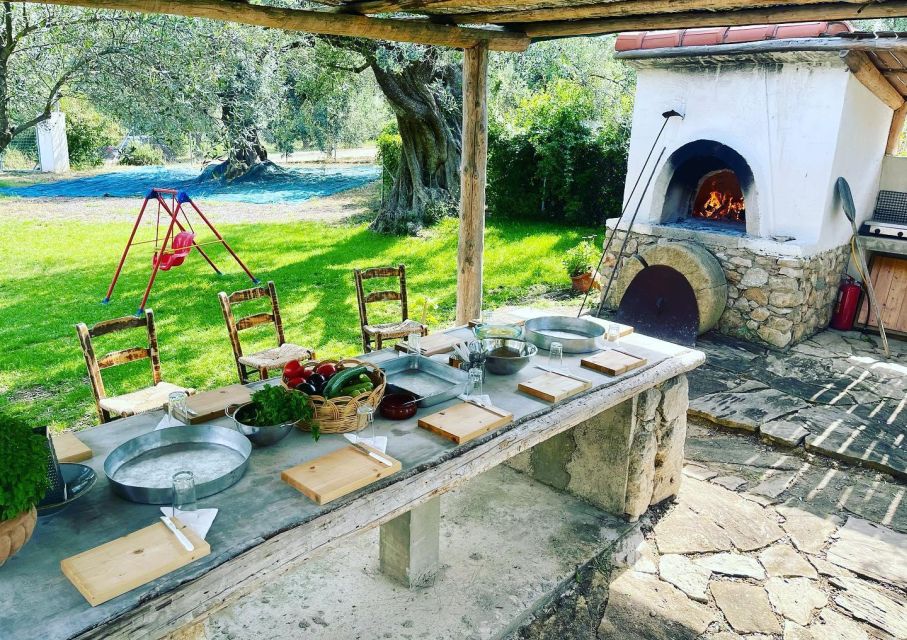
[452,0,867,25]
[841,50,905,110]
[522,1,907,39]
[16,0,530,52]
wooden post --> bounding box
[456,42,489,325]
[888,103,907,155]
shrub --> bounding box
[120,141,164,166]
[375,121,402,195]
[62,98,123,169]
[0,414,49,521]
[487,80,630,226]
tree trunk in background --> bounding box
[218,97,269,182]
[366,52,462,234]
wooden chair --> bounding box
[76,309,193,424]
[218,281,315,383]
[354,264,427,352]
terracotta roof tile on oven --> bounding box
[614,21,852,52]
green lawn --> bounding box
[0,215,593,430]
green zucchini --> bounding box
[323,366,368,398]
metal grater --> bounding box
[861,190,907,239]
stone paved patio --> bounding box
[687,329,907,480]
[598,421,907,640]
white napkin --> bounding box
[154,414,185,430]
[458,393,493,407]
[161,507,218,540]
[344,433,388,453]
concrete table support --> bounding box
[509,374,689,521]
[379,496,441,587]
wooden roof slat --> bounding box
[520,1,907,39]
[874,50,907,71]
[18,0,531,51]
[447,0,862,25]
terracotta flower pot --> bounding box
[571,271,594,293]
[0,507,37,567]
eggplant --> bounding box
[295,382,318,396]
[307,373,327,393]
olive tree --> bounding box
[0,3,132,155]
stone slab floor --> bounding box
[687,329,907,480]
[595,420,906,640]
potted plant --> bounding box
[0,415,49,566]
[563,240,598,293]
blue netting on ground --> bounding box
[0,164,380,204]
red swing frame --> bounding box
[103,188,258,314]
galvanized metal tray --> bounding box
[104,425,252,504]
[379,354,468,407]
[523,316,606,354]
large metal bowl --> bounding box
[523,316,605,354]
[104,425,251,504]
[481,338,537,375]
[227,402,294,447]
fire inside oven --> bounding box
[691,169,745,224]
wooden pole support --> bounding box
[456,42,489,326]
[888,103,907,155]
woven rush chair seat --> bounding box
[99,381,194,418]
[237,343,314,371]
[362,318,426,341]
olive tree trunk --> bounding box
[366,51,462,234]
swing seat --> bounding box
[153,231,195,271]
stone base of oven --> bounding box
[599,229,849,349]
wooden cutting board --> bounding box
[581,349,647,376]
[52,431,92,463]
[394,332,462,356]
[282,445,401,505]
[175,384,252,424]
[418,402,513,444]
[61,517,209,607]
[518,371,591,403]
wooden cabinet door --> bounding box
[859,255,907,333]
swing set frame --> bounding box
[103,188,258,314]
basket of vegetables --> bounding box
[281,358,386,434]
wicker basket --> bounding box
[286,358,386,434]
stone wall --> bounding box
[508,374,689,522]
[600,230,849,349]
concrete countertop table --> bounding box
[0,326,704,640]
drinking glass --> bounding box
[171,471,196,516]
[407,332,422,355]
[168,391,188,425]
[607,324,621,344]
[357,404,376,443]
[548,341,564,370]
[467,367,483,399]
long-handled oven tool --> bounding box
[836,177,890,357]
[577,109,683,318]
[594,146,668,318]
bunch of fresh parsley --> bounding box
[249,386,318,440]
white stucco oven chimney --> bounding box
[601,22,897,349]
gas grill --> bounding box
[861,190,907,240]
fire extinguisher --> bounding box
[830,275,862,331]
